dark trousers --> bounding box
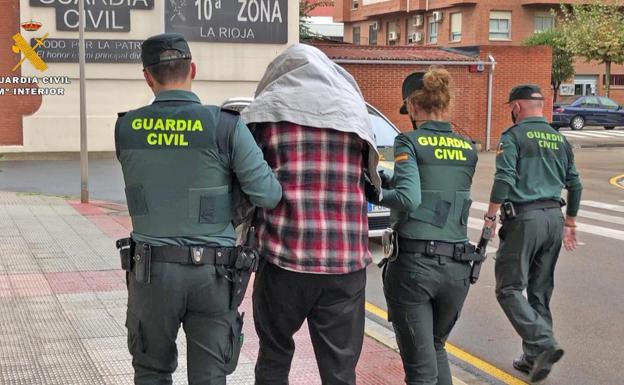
[495,208,564,358]
[126,262,243,385]
[384,252,471,385]
[253,260,367,385]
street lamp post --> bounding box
[78,0,88,203]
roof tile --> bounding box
[311,44,476,62]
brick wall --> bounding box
[339,45,552,149]
[0,0,42,146]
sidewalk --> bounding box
[0,191,482,385]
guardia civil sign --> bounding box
[165,0,288,44]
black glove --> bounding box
[379,170,392,189]
[364,172,382,205]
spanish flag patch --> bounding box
[395,152,409,162]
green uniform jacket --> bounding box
[381,121,478,243]
[115,90,282,247]
[490,117,583,216]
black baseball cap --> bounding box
[141,33,192,68]
[400,72,425,114]
[507,84,544,104]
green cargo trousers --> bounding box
[495,207,564,359]
[384,252,471,385]
[126,262,243,385]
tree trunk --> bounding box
[553,81,559,103]
[605,60,611,97]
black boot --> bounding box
[512,354,534,374]
[530,347,564,382]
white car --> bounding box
[221,97,400,238]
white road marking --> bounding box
[581,200,624,213]
[470,201,624,241]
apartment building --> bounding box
[334,0,624,103]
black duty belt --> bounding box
[135,241,236,266]
[398,238,481,262]
[512,199,563,214]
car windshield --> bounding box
[369,110,398,148]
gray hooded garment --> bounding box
[241,43,381,189]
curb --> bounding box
[363,317,480,385]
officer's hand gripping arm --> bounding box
[380,134,421,211]
[231,120,282,209]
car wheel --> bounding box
[570,116,585,130]
[604,126,615,130]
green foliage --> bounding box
[525,29,575,103]
[300,0,335,40]
[558,0,624,96]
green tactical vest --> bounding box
[115,92,237,238]
[393,121,478,243]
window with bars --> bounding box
[489,11,511,40]
[353,27,361,45]
[603,74,624,86]
[450,13,462,41]
[369,24,378,45]
[428,16,438,44]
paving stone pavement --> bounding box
[0,191,411,385]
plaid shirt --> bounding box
[255,122,372,274]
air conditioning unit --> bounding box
[413,15,424,27]
[371,21,378,31]
[408,31,423,43]
[388,31,398,41]
[432,11,443,22]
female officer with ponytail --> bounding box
[379,67,479,385]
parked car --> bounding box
[552,96,624,130]
[221,97,400,237]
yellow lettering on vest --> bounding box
[156,119,165,131]
[146,133,158,145]
[165,119,175,131]
[143,118,153,130]
[418,137,427,146]
[438,137,448,147]
[132,119,142,130]
[435,148,467,160]
[192,120,203,132]
[428,137,438,146]
[175,119,186,131]
[162,133,174,146]
[179,134,189,146]
[527,132,534,139]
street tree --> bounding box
[558,0,624,97]
[525,29,575,103]
[300,0,335,40]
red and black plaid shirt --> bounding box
[255,122,372,274]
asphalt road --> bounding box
[1,147,623,385]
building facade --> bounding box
[1,0,298,151]
[334,0,624,103]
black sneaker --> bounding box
[530,347,564,382]
[512,354,534,374]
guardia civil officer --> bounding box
[379,68,479,385]
[114,33,282,385]
[483,85,582,383]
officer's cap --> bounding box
[507,84,544,104]
[400,72,425,114]
[141,33,192,68]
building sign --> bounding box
[32,38,142,63]
[559,83,575,96]
[165,0,288,43]
[29,0,154,32]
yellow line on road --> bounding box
[609,174,624,190]
[365,301,528,385]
